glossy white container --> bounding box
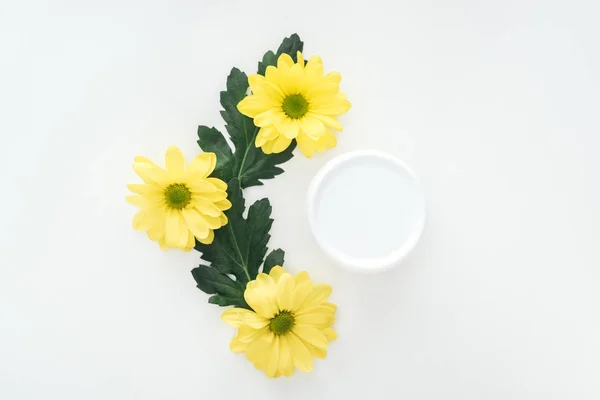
[307,150,426,272]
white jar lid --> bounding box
[307,150,426,272]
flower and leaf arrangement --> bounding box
[126,34,350,378]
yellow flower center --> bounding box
[164,183,191,209]
[282,94,309,119]
[269,311,295,335]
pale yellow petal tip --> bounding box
[126,183,139,192]
[125,195,141,207]
[133,155,153,165]
[324,328,338,341]
[237,97,251,114]
[308,54,323,65]
[277,53,294,69]
[268,265,287,282]
[197,230,215,245]
[221,308,236,321]
[248,74,264,89]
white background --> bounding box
[1,0,599,398]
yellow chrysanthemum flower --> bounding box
[222,266,337,378]
[126,146,231,251]
[237,52,351,158]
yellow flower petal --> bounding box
[219,213,228,225]
[194,198,222,217]
[296,132,317,158]
[165,146,185,175]
[293,325,329,351]
[288,333,313,372]
[237,94,277,118]
[271,135,292,154]
[147,219,164,241]
[265,336,280,378]
[305,55,324,82]
[230,337,249,353]
[222,308,249,328]
[133,163,168,186]
[246,272,276,293]
[256,126,278,147]
[294,271,311,286]
[277,53,294,70]
[185,229,195,250]
[268,266,286,283]
[323,328,337,341]
[214,199,232,211]
[296,51,304,67]
[197,229,214,245]
[259,137,278,154]
[235,325,268,343]
[132,209,159,231]
[304,342,327,359]
[265,65,284,86]
[177,213,190,248]
[298,114,325,139]
[255,109,283,128]
[187,153,216,178]
[126,195,149,208]
[302,284,332,309]
[221,308,268,329]
[279,63,304,95]
[158,236,168,250]
[273,116,299,139]
[199,213,223,230]
[164,209,181,247]
[246,334,273,370]
[308,112,343,132]
[323,71,342,85]
[278,335,295,376]
[193,190,228,203]
[276,274,294,311]
[295,307,335,328]
[248,75,285,101]
[127,183,158,196]
[206,177,227,191]
[245,279,278,319]
[316,130,337,152]
[187,180,217,193]
[308,97,351,116]
[134,155,159,168]
[181,208,209,239]
[291,281,312,312]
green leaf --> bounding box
[276,33,304,63]
[219,68,295,188]
[191,265,248,309]
[245,199,273,278]
[192,179,285,307]
[263,249,285,275]
[197,125,234,182]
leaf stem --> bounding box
[226,198,252,283]
[237,117,260,184]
